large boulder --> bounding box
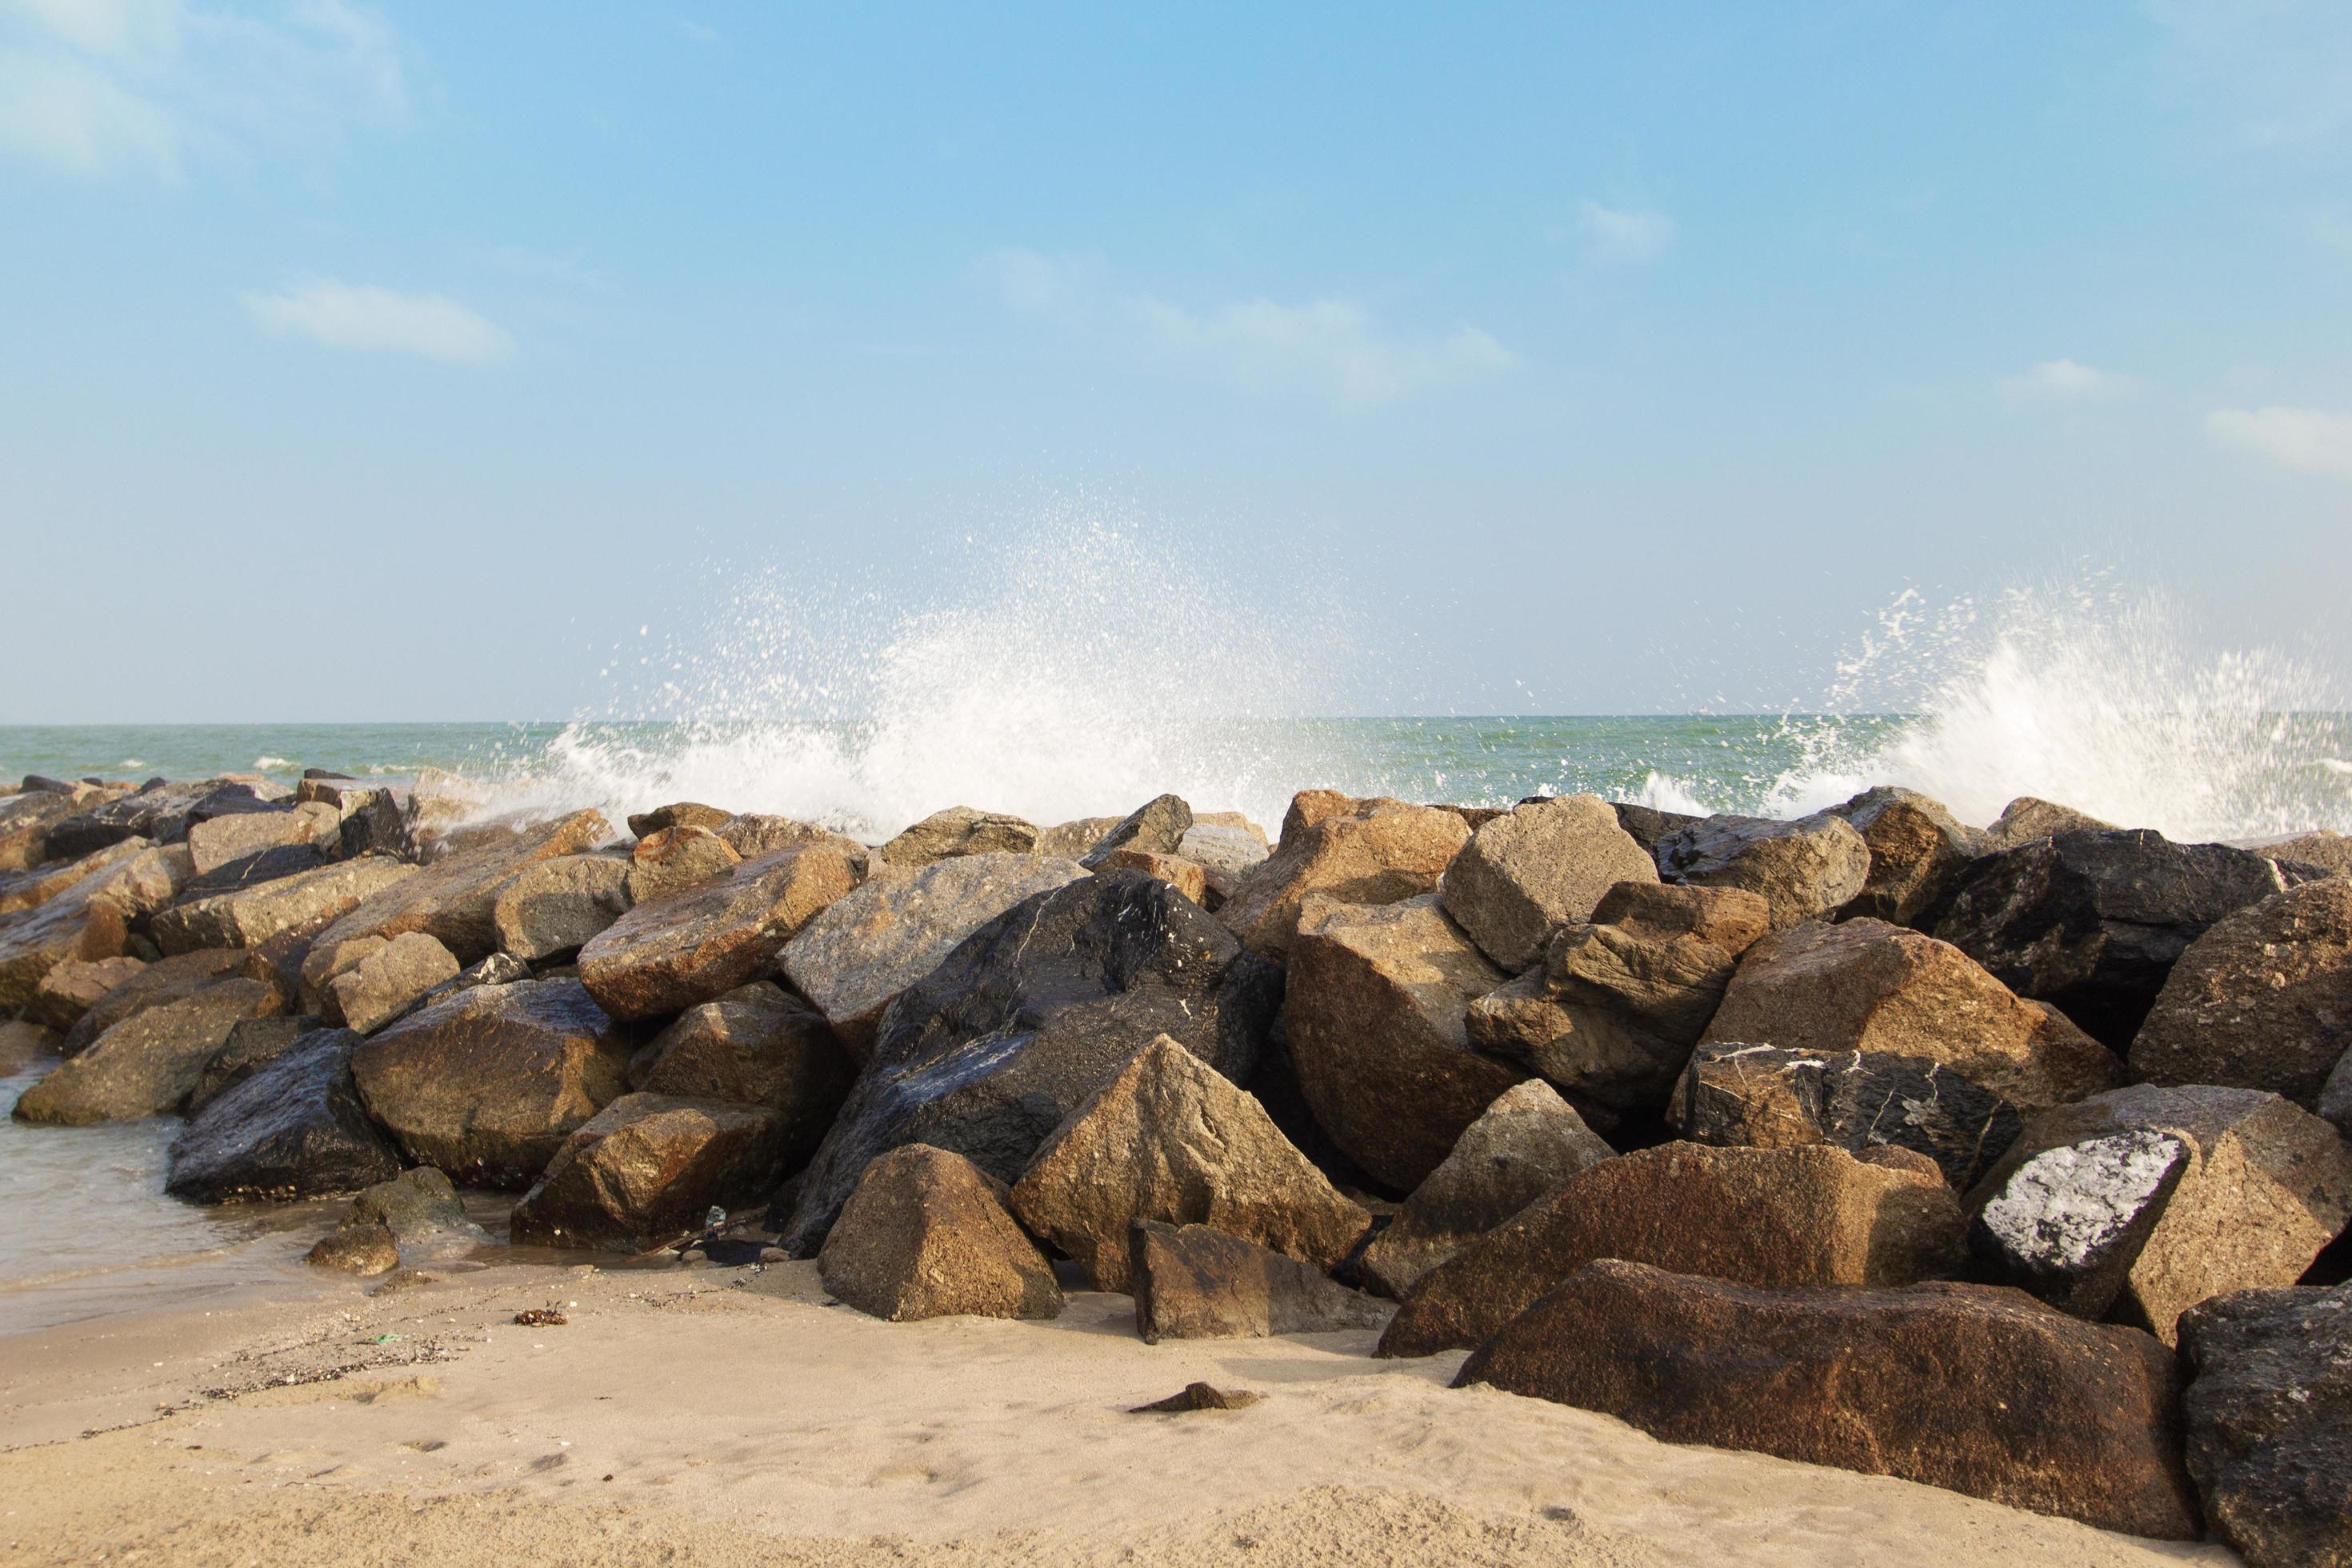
[347,1166,489,1260]
[1378,1141,1964,1358]
[808,1144,1063,1322]
[778,852,1088,1061]
[12,977,283,1124]
[626,982,850,1172]
[778,870,1281,1254]
[1216,793,1470,960]
[307,810,612,963]
[2179,1283,2352,1568]
[1358,1079,1614,1298]
[1654,811,1871,930]
[1129,1220,1386,1342]
[1466,882,1770,1116]
[578,841,858,1022]
[623,824,742,903]
[625,801,734,838]
[171,842,333,904]
[350,978,634,1186]
[1455,1261,2199,1541]
[0,788,85,871]
[1078,793,1193,869]
[1673,1042,2023,1190]
[325,931,461,1034]
[187,1016,315,1113]
[22,954,146,1032]
[44,778,282,860]
[1438,795,1658,974]
[1978,796,2114,854]
[1176,818,1270,906]
[62,949,268,1054]
[1610,801,1699,858]
[0,838,147,917]
[183,803,338,876]
[1282,894,1520,1191]
[1932,829,2314,1049]
[1964,1083,2352,1344]
[1826,786,1980,924]
[1699,918,2121,1112]
[490,854,634,962]
[1032,816,1121,861]
[2130,878,2352,1110]
[0,854,141,1012]
[510,1093,782,1250]
[2257,828,2352,878]
[1007,1035,1370,1290]
[163,1030,403,1202]
[152,857,418,956]
[877,806,1040,867]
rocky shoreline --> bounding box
[2,766,2348,1562]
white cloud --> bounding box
[0,49,175,174]
[980,246,1100,316]
[2147,0,2352,150]
[1578,200,1675,264]
[2004,358,2138,402]
[242,281,514,363]
[1134,295,1516,406]
[2206,405,2352,479]
[6,0,181,54]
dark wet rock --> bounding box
[1828,786,1981,925]
[166,1030,402,1202]
[806,1143,1062,1322]
[307,1219,399,1275]
[626,802,734,838]
[490,854,634,962]
[1455,1260,2200,1542]
[623,824,741,903]
[13,977,283,1125]
[1130,1382,1262,1413]
[1609,802,1701,859]
[511,1093,783,1251]
[2179,1282,2352,1568]
[1979,796,2114,855]
[1378,1142,1964,1358]
[61,948,270,1054]
[1655,812,1872,931]
[0,789,84,871]
[187,1015,318,1114]
[2327,1050,2352,1138]
[1079,793,1193,869]
[45,778,280,860]
[310,810,614,963]
[153,858,418,956]
[1438,794,1658,974]
[349,1166,489,1259]
[22,954,146,1033]
[1932,829,2312,1048]
[626,982,850,1173]
[1129,1220,1387,1342]
[324,786,408,859]
[878,806,1041,867]
[778,870,1281,1254]
[1216,792,1470,961]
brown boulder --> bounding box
[0,838,146,917]
[183,803,337,875]
[1438,795,1658,974]
[490,853,634,962]
[810,1144,1062,1322]
[626,982,850,1171]
[0,789,83,871]
[1655,812,1871,930]
[626,801,733,838]
[12,977,282,1124]
[579,841,858,1022]
[1130,1219,1387,1342]
[1097,847,1209,906]
[1078,793,1193,869]
[624,824,742,903]
[326,931,462,1034]
[1827,786,1980,924]
[510,1093,782,1250]
[1217,793,1470,960]
[2257,828,2352,878]
[307,1219,400,1275]
[307,810,612,962]
[1979,796,2114,854]
[0,854,141,1012]
[62,948,270,1053]
[1032,816,1121,860]
[22,954,146,1032]
[1454,1260,2199,1541]
[877,806,1040,867]
[154,857,418,956]
[2179,1282,2352,1568]
[1378,1141,1965,1357]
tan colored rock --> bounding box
[580,841,858,1022]
[810,1144,1063,1322]
[1438,795,1658,973]
[184,803,338,875]
[1979,796,2114,854]
[1282,894,1520,1190]
[22,954,146,1033]
[625,824,742,903]
[627,982,851,1170]
[2258,827,2352,878]
[877,806,1040,867]
[1032,816,1121,861]
[1656,812,1872,930]
[1009,1035,1370,1290]
[1130,1220,1387,1342]
[490,853,634,962]
[326,931,462,1034]
[626,802,734,838]
[1217,793,1470,960]
[1377,1141,1966,1357]
[713,814,856,863]
[1078,794,1194,869]
[1702,918,2122,1112]
[1175,820,1270,906]
[12,977,283,1124]
[1827,786,1981,924]
[0,789,82,872]
[1098,847,1208,906]
[154,857,419,956]
[299,934,384,1013]
[0,854,139,1012]
[307,810,612,962]
[0,838,146,916]
[63,949,270,1053]
[306,1219,399,1275]
[510,1093,783,1250]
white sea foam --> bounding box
[254,755,296,771]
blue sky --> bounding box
[2,1,2349,721]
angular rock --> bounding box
[1701,918,2121,1112]
[778,870,1281,1254]
[1032,816,1121,861]
[308,810,612,963]
[778,852,1086,1060]
[1281,894,1519,1190]
[173,842,333,902]
[324,786,407,858]
[810,1144,1062,1322]
[1467,882,1770,1114]
[187,1015,316,1113]
[1097,847,1208,906]
[326,930,461,1034]
[1934,829,2311,1048]
[1175,820,1270,906]
[45,777,279,859]
[878,806,1040,867]
[1827,786,1980,925]
[510,1093,782,1251]
[2179,1282,2352,1568]
[1216,793,1470,961]
[1129,1220,1387,1342]
[626,801,734,838]
[1673,1043,2024,1190]
[165,1030,403,1202]
[0,789,83,871]
[1008,1035,1370,1290]
[12,977,283,1124]
[1610,801,1701,858]
[490,853,634,962]
[624,824,741,903]
[184,803,337,876]
[2130,878,2352,1110]
[1130,1382,1262,1413]
[22,954,146,1032]
[348,1166,489,1259]
[0,838,146,917]
[0,854,138,1013]
[1378,1141,1965,1357]
[0,1018,58,1075]
[307,1220,399,1275]
[712,813,849,862]
[1359,1080,1614,1298]
[1965,1083,2352,1343]
[62,948,269,1054]
[153,857,418,956]
[1079,793,1193,869]
[1979,796,2114,854]
[350,978,634,1186]
[626,982,850,1171]
[1454,1260,2199,1541]
[298,934,386,1013]
[1654,811,1871,930]
[578,841,858,1022]
[1438,795,1658,974]
[2257,828,2352,878]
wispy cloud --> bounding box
[980,246,1103,317]
[2206,405,2352,479]
[1578,200,1675,264]
[242,281,514,363]
[2147,0,2352,150]
[2004,358,2138,402]
[0,47,175,175]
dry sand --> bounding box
[0,1258,2233,1566]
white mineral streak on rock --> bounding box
[1978,1130,2186,1269]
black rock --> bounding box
[777,870,1282,1254]
[1610,802,1701,860]
[1079,793,1194,868]
[45,778,282,859]
[186,1015,322,1114]
[2180,1284,2352,1568]
[302,769,354,781]
[166,1030,404,1202]
[21,774,74,794]
[1933,830,2314,1048]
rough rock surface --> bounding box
[22,954,146,1032]
[0,839,146,917]
[1932,829,2311,1049]
[1828,786,1981,925]
[2179,1283,2352,1568]
[1007,1035,1370,1290]
[13,977,283,1125]
[0,789,83,870]
[1359,1079,1616,1298]
[490,854,634,962]
[2130,878,2352,1110]
[1965,1082,2352,1344]
[1129,1219,1387,1342]
[626,982,850,1173]
[183,803,337,876]
[1216,793,1470,960]
[1438,795,1658,974]
[1078,794,1193,869]
[510,1093,782,1250]
[348,1166,489,1259]
[1032,817,1121,861]
[308,810,612,963]
[1378,1141,1965,1357]
[877,806,1040,867]
[350,978,634,1186]
[1979,797,2114,854]
[1654,812,1873,930]
[187,1016,315,1113]
[579,842,858,1022]
[623,824,741,903]
[1175,821,1270,906]
[0,856,139,1012]
[326,931,461,1034]
[1282,894,1520,1190]
[62,949,266,1053]
[165,1030,403,1202]
[307,1220,398,1275]
[778,853,1087,1061]
[808,1144,1062,1322]
[625,802,734,838]
[153,857,418,956]
[2257,828,2352,878]
[778,870,1281,1254]
[1673,1043,2024,1191]
[1466,882,1770,1114]
[1096,847,1209,906]
[2328,1050,2352,1138]
[1700,918,2120,1112]
[1454,1260,2199,1542]
[1610,802,1700,858]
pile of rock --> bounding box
[4,766,2350,1561]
